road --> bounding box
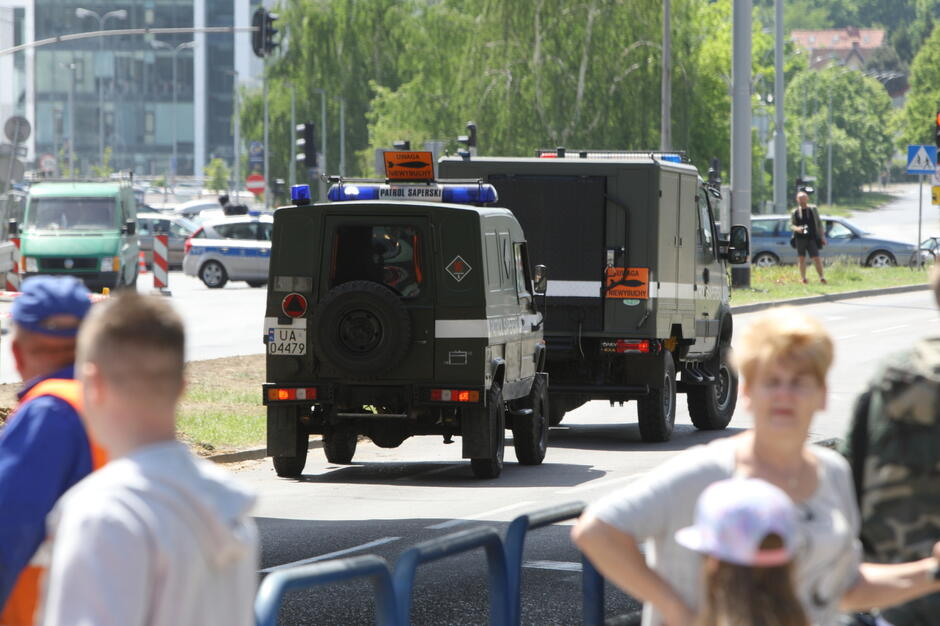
[0,271,267,383]
[848,182,939,246]
[233,289,939,625]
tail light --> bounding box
[266,387,318,402]
[429,389,480,402]
[184,227,203,255]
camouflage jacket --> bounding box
[842,337,940,625]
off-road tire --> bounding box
[637,351,676,442]
[323,429,358,464]
[313,281,411,378]
[470,384,506,479]
[687,346,738,430]
[272,429,308,478]
[511,373,548,465]
[200,260,228,288]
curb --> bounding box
[209,438,323,465]
[729,282,930,314]
[208,283,925,464]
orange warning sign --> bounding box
[384,151,434,181]
[605,267,649,299]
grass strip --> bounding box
[730,259,930,306]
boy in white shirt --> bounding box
[41,293,259,626]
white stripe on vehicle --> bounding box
[546,280,602,298]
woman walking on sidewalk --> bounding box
[572,308,940,626]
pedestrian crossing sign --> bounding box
[907,145,937,174]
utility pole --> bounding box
[731,0,752,287]
[232,70,240,196]
[263,58,269,209]
[827,90,833,208]
[660,0,671,151]
[313,88,327,201]
[339,97,346,176]
[289,86,296,187]
[772,0,786,214]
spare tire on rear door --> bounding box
[313,280,411,378]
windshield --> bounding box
[27,197,115,231]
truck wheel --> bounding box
[637,351,676,442]
[471,384,505,479]
[200,260,228,288]
[512,373,548,465]
[688,346,738,430]
[272,429,308,478]
[313,281,411,378]
[323,428,358,464]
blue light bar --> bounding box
[291,184,311,204]
[328,183,497,205]
[658,154,682,163]
[327,184,380,201]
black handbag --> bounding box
[789,235,796,248]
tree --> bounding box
[785,67,893,201]
[90,147,113,179]
[204,158,231,193]
[900,23,940,147]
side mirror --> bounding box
[727,225,750,264]
[7,219,18,237]
[533,264,548,295]
[123,220,136,236]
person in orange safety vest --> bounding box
[0,276,102,626]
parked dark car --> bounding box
[750,215,917,268]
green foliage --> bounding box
[204,158,231,193]
[900,23,940,147]
[784,67,893,202]
[90,147,113,179]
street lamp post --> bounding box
[151,39,195,192]
[225,69,241,196]
[75,7,127,170]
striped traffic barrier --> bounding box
[153,234,170,294]
[5,237,21,292]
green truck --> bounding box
[263,178,548,479]
[6,180,139,292]
[440,150,749,442]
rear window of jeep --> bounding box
[330,225,424,298]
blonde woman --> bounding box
[572,307,940,626]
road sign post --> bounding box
[907,145,938,257]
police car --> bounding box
[263,158,548,479]
[182,214,273,288]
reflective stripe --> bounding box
[435,314,542,339]
[435,319,489,338]
[546,280,601,298]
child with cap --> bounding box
[676,478,807,626]
[0,276,103,626]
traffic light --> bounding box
[457,121,477,150]
[263,10,279,55]
[935,110,940,148]
[296,122,316,168]
[251,7,279,58]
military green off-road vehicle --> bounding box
[262,175,548,479]
[440,150,749,442]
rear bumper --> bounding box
[262,382,485,408]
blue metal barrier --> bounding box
[503,501,586,625]
[254,554,399,626]
[393,526,511,625]
[581,554,606,626]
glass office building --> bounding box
[26,0,259,178]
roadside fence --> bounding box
[254,501,612,626]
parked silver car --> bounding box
[182,214,273,288]
[750,215,917,268]
[137,213,196,269]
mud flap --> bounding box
[267,405,301,457]
[461,405,491,459]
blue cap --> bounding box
[12,276,92,338]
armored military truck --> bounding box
[439,150,749,442]
[262,170,549,479]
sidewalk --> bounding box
[209,282,929,464]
